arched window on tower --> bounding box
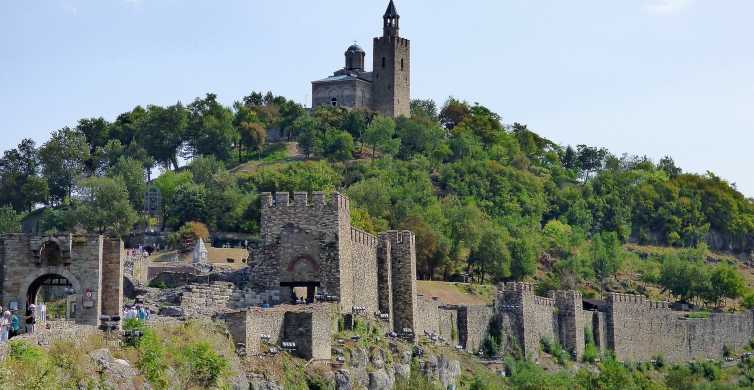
[382,57,386,69]
[330,97,338,107]
[401,58,404,71]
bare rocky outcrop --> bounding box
[89,348,139,389]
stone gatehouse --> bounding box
[0,234,124,326]
[246,192,418,333]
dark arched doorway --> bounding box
[26,274,76,320]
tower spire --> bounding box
[383,0,400,37]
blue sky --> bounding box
[1,0,753,195]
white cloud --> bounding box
[644,0,692,15]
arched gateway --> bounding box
[0,234,124,326]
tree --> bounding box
[342,110,370,146]
[363,116,399,160]
[137,103,188,170]
[167,182,209,228]
[658,156,682,178]
[509,237,536,281]
[561,146,578,170]
[73,176,138,236]
[76,117,111,173]
[238,121,267,159]
[319,130,354,161]
[153,170,194,226]
[189,156,226,186]
[296,125,319,159]
[0,206,21,234]
[0,138,47,211]
[39,127,90,204]
[439,97,470,130]
[709,263,745,306]
[184,94,239,163]
[410,99,438,120]
[470,226,511,283]
[576,144,608,180]
[108,157,147,210]
[400,214,448,280]
[590,232,624,281]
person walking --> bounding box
[10,311,20,339]
[0,311,10,342]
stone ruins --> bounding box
[3,192,754,365]
[0,234,124,326]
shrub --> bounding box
[178,342,229,388]
[481,335,499,358]
[583,327,598,363]
[137,329,169,389]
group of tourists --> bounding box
[0,303,37,342]
[123,304,150,322]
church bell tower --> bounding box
[372,0,411,118]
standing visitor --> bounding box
[137,305,149,321]
[0,311,10,342]
[25,304,36,334]
[10,311,20,338]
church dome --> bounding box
[346,44,365,53]
[345,43,366,71]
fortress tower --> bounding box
[311,1,411,118]
[249,192,418,332]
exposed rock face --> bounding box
[436,355,461,388]
[158,306,184,317]
[368,369,392,390]
[89,348,139,389]
[335,369,352,390]
[248,377,283,390]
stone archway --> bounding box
[19,267,82,315]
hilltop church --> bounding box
[311,0,410,118]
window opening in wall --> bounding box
[401,58,404,71]
[331,97,338,107]
[382,57,386,68]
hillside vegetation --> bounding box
[2,91,754,305]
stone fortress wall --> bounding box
[169,190,754,364]
[499,282,754,363]
[606,292,754,362]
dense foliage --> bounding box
[3,91,754,294]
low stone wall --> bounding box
[458,304,494,353]
[180,282,236,317]
[223,303,336,360]
[414,295,459,344]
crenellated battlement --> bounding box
[607,293,670,309]
[553,290,583,301]
[502,282,535,294]
[533,296,555,306]
[379,230,415,248]
[260,191,343,209]
[350,227,379,248]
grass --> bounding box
[0,319,238,390]
[416,281,496,305]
